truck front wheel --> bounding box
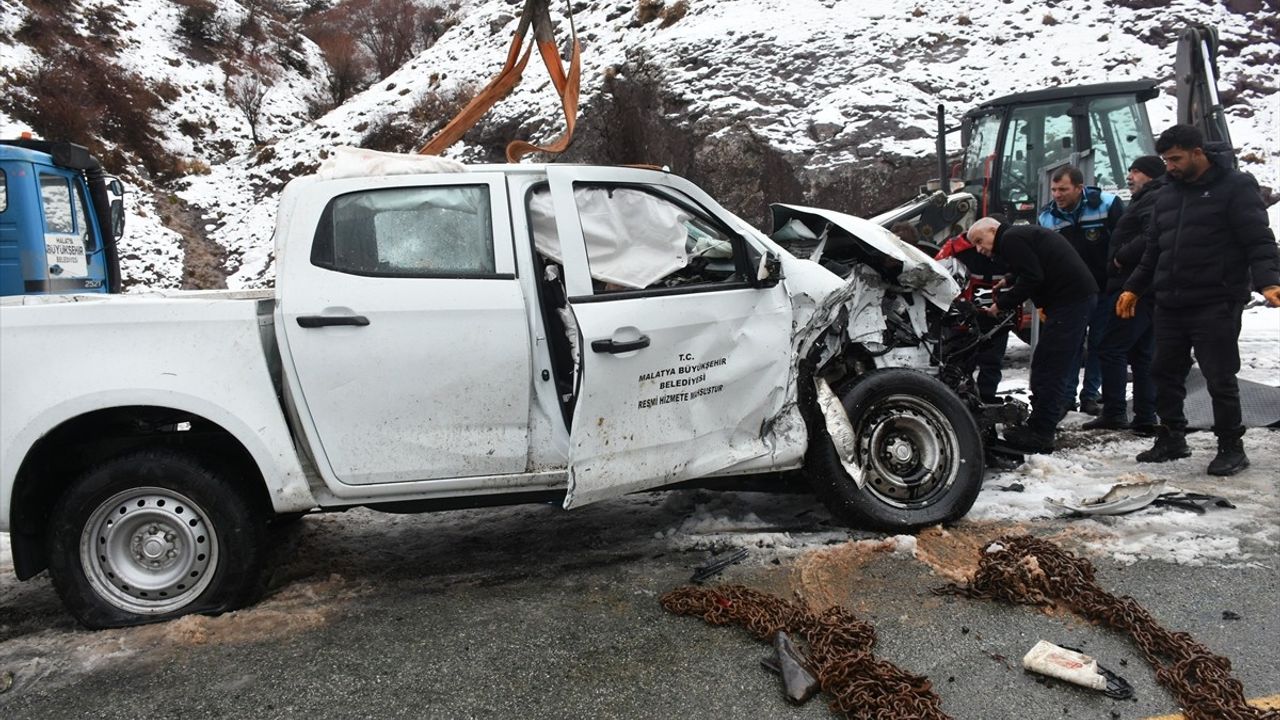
[46,449,267,629]
[805,369,985,531]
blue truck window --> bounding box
[39,173,75,234]
[39,173,90,278]
[0,168,7,213]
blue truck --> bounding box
[0,139,124,296]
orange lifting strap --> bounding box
[417,0,581,163]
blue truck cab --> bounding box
[0,139,123,296]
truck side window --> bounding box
[1088,95,1156,194]
[311,185,496,277]
[999,102,1071,205]
[546,185,743,294]
[0,169,7,213]
[39,174,75,234]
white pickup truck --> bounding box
[1,150,984,628]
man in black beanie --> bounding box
[1118,125,1280,476]
[1082,155,1167,433]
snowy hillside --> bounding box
[2,0,1278,289]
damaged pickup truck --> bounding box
[0,150,987,628]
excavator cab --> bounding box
[956,80,1159,224]
[949,25,1232,226]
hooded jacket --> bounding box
[1038,186,1125,291]
[1124,164,1280,309]
[1106,175,1167,294]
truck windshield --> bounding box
[999,101,1073,206]
[961,112,1001,201]
[0,169,6,213]
[1088,95,1156,193]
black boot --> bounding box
[1082,416,1130,430]
[1136,427,1191,463]
[1079,397,1101,416]
[1002,426,1055,454]
[1207,437,1249,477]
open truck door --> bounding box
[539,166,795,509]
[1175,24,1234,152]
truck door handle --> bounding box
[296,315,371,328]
[591,335,650,354]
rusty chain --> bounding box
[662,535,1275,720]
[660,584,952,719]
[935,534,1279,720]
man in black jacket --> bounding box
[969,217,1098,453]
[1083,156,1167,433]
[1118,124,1280,475]
[935,228,1012,402]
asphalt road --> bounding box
[2,486,1277,720]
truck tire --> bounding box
[46,449,268,629]
[805,369,985,531]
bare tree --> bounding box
[226,65,272,145]
[318,32,369,106]
[350,0,422,79]
[419,4,448,47]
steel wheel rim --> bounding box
[855,393,960,508]
[80,487,218,615]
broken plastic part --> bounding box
[1150,492,1237,514]
[761,631,820,705]
[814,377,865,488]
[1044,479,1167,516]
[690,548,748,584]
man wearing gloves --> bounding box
[968,217,1098,453]
[1118,124,1280,475]
[1083,155,1168,433]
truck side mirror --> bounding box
[110,199,125,240]
[756,251,783,288]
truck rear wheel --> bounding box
[46,449,267,629]
[805,369,985,531]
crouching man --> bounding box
[1118,124,1280,476]
[968,217,1098,453]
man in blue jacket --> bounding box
[1038,167,1124,416]
[1118,124,1280,475]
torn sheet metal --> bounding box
[770,203,961,309]
[746,236,953,469]
[1044,479,1168,516]
[814,377,865,487]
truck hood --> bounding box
[769,203,959,310]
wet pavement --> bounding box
[2,487,1278,720]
